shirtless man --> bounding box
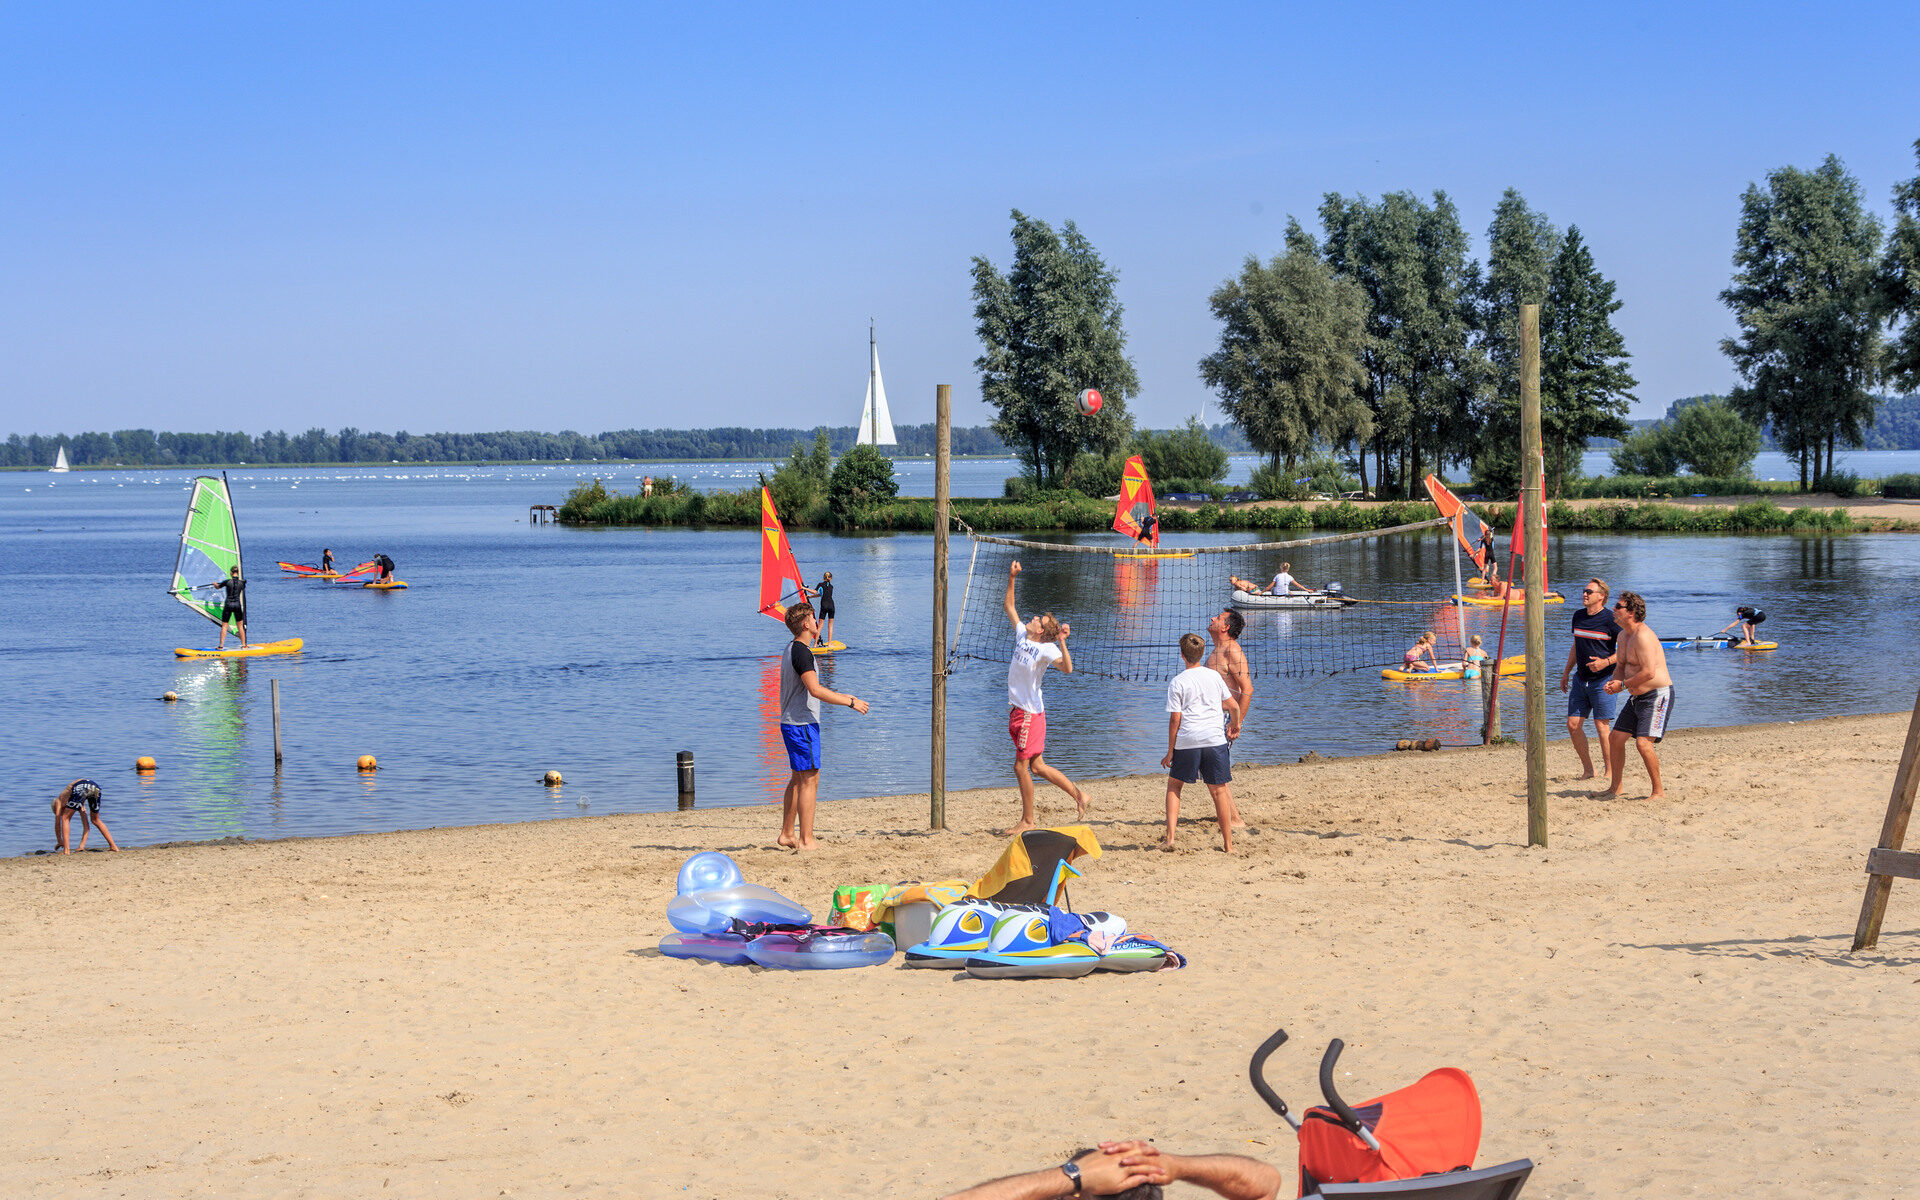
[1598,590,1673,800]
[1206,608,1252,832]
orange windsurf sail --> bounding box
[1112,455,1158,547]
[759,487,809,621]
[1423,474,1492,574]
[1509,450,1549,594]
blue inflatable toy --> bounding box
[744,928,895,970]
[665,852,812,935]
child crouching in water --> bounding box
[1463,634,1488,678]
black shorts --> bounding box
[1615,687,1674,742]
[818,605,835,619]
[65,780,102,815]
[223,606,245,624]
[1169,743,1232,786]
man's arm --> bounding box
[1231,651,1253,733]
[1101,1143,1282,1200]
[1004,561,1022,626]
[800,669,869,714]
[1052,626,1073,675]
[943,1149,1153,1200]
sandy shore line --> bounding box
[5,712,1917,1198]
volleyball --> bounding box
[1076,388,1103,415]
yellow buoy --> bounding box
[135,756,157,772]
[357,755,378,772]
[162,691,178,702]
[543,770,563,787]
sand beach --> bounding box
[5,711,1917,1198]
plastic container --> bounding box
[890,901,937,951]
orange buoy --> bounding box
[135,756,157,772]
[162,691,178,702]
[543,770,563,787]
[357,755,378,772]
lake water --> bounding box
[6,464,1916,856]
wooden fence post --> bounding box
[1853,687,1920,951]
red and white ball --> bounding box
[1076,388,1103,415]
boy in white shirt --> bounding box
[1161,633,1245,852]
[1003,560,1088,835]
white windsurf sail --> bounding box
[857,324,897,446]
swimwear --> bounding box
[1168,744,1231,786]
[1008,707,1046,760]
[781,723,823,772]
[65,780,102,814]
[1567,676,1619,722]
[1614,686,1674,742]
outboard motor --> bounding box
[1324,581,1344,597]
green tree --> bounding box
[827,443,899,522]
[1879,139,1920,391]
[769,429,832,516]
[1665,397,1762,477]
[1609,426,1680,477]
[1721,155,1884,489]
[971,211,1139,487]
[1473,189,1562,492]
[1135,417,1230,490]
[1317,192,1486,497]
[1537,227,1636,495]
[1199,243,1372,473]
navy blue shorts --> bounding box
[781,723,822,772]
[1567,676,1619,722]
[1169,743,1232,786]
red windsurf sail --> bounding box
[759,487,809,621]
[1112,455,1159,547]
[1510,451,1548,594]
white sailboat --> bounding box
[856,324,897,447]
[50,445,70,472]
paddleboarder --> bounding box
[1715,605,1766,647]
[210,565,248,649]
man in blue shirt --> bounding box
[1559,577,1621,780]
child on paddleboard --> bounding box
[1404,631,1440,674]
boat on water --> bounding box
[1231,587,1356,610]
[169,473,302,658]
[49,446,70,472]
[856,324,896,447]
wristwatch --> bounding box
[1058,1159,1082,1194]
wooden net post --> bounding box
[1853,686,1920,951]
[931,384,951,831]
[1520,303,1548,848]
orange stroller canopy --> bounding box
[1295,1067,1481,1192]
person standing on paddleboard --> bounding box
[1003,560,1089,835]
[808,571,836,648]
[1560,577,1621,781]
[210,565,248,649]
[1716,605,1766,647]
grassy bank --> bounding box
[559,482,1866,535]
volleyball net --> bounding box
[949,517,1502,682]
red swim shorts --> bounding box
[1008,707,1046,760]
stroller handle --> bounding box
[1247,1027,1302,1131]
[1319,1039,1383,1153]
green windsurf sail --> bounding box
[172,474,244,631]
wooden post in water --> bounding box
[931,384,951,831]
[1520,303,1548,847]
[271,678,284,768]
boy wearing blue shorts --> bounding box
[777,603,868,850]
[1560,577,1621,780]
[1161,633,1244,853]
[52,778,118,854]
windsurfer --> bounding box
[1128,502,1156,545]
[373,553,395,582]
[210,566,248,649]
[1163,633,1244,853]
[1003,561,1089,834]
[320,549,334,573]
[776,603,868,850]
[808,571,837,647]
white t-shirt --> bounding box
[1008,624,1061,713]
[1270,571,1297,593]
[1167,665,1233,749]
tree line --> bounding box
[0,423,1014,469]
[973,137,1920,496]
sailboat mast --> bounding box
[868,322,877,445]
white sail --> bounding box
[856,326,897,446]
[50,446,69,472]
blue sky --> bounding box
[3,2,1917,437]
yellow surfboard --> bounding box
[1115,551,1195,559]
[1382,653,1525,682]
[175,637,304,659]
[1454,590,1564,607]
[362,579,408,589]
[809,641,848,654]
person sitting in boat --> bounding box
[1716,605,1766,646]
[373,553,396,582]
[210,565,248,649]
[1403,631,1440,673]
[1229,562,1311,596]
[320,548,334,573]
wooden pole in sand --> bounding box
[1853,685,1920,950]
[271,678,283,768]
[931,384,951,831]
[1520,303,1548,847]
